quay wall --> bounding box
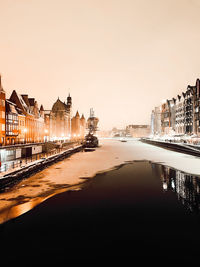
[0,145,83,191]
[140,138,200,158]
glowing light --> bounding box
[163,182,167,191]
[171,180,175,189]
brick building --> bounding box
[9,90,45,143]
[0,76,6,145]
[71,111,80,137]
[5,100,19,145]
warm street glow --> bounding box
[1,2,200,264]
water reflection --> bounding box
[152,163,200,212]
[0,185,82,224]
[1,160,200,225]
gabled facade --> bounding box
[175,94,185,135]
[161,100,172,135]
[151,78,200,138]
[184,85,195,135]
[9,90,45,143]
[193,79,200,136]
[5,100,19,145]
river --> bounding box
[1,139,200,263]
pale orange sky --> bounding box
[1,0,200,130]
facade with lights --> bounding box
[0,75,87,147]
[151,78,200,139]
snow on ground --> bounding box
[0,138,200,224]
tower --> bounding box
[80,114,86,137]
[67,93,72,107]
[66,93,72,136]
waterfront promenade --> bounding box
[141,138,200,157]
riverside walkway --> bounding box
[141,138,200,157]
[0,144,83,191]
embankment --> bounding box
[141,138,200,157]
[0,145,83,191]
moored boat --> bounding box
[83,133,99,148]
[84,108,99,148]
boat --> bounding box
[83,133,99,148]
[83,108,99,149]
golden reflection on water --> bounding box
[0,186,81,224]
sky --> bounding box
[1,0,200,130]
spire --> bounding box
[40,104,44,111]
[75,110,80,117]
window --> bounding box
[2,124,5,131]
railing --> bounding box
[0,141,82,175]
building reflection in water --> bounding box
[152,163,200,213]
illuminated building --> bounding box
[151,78,200,138]
[184,86,194,135]
[9,90,45,143]
[126,125,150,138]
[44,110,51,141]
[0,75,6,145]
[151,106,161,136]
[175,94,185,135]
[50,94,72,140]
[161,100,171,135]
[17,111,26,143]
[5,100,19,145]
[80,114,86,138]
[71,111,80,137]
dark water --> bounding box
[1,160,200,264]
